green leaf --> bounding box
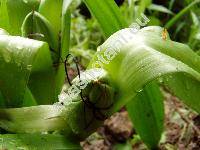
[163,74,200,112]
[0,34,55,107]
[22,88,37,106]
[188,11,200,50]
[0,69,115,138]
[54,0,72,97]
[148,4,174,15]
[0,134,80,149]
[89,26,200,114]
[147,16,161,26]
[191,11,199,26]
[38,0,74,97]
[83,0,127,38]
[165,0,200,29]
[27,50,57,105]
[4,0,40,35]
[38,0,63,36]
[0,0,9,31]
[61,0,72,55]
[126,82,164,149]
[113,141,132,150]
[0,105,67,133]
[136,0,152,19]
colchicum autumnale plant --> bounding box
[0,0,200,149]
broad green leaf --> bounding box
[83,0,127,37]
[0,105,67,133]
[89,26,200,113]
[163,74,200,112]
[0,0,9,31]
[5,0,40,35]
[27,53,57,105]
[0,134,80,149]
[127,82,164,149]
[148,4,174,15]
[39,0,63,36]
[0,34,55,107]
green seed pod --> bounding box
[64,68,115,138]
[21,11,59,51]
